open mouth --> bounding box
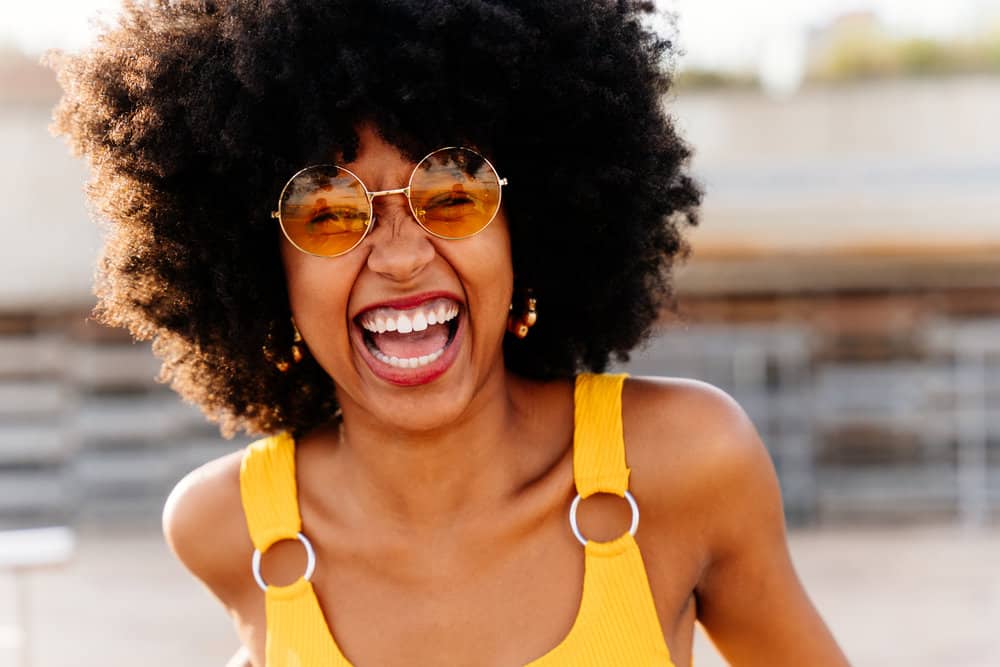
[355,297,462,371]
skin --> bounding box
[163,126,850,666]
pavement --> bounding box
[1,522,998,667]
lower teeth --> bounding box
[369,346,445,369]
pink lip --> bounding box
[353,290,464,319]
[350,291,466,387]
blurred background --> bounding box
[1,0,998,665]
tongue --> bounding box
[371,323,450,359]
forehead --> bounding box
[331,127,494,189]
[335,126,416,189]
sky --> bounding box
[3,0,998,73]
[659,0,998,70]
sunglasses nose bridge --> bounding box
[368,185,422,229]
[368,185,411,201]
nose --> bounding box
[364,197,436,282]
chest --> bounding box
[232,506,701,667]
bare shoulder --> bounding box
[621,376,782,550]
[621,375,759,447]
[162,446,255,608]
[622,376,771,491]
[620,380,849,664]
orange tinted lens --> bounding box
[278,166,371,256]
[409,148,501,238]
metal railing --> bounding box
[1,311,997,527]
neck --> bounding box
[332,369,537,531]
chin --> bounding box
[372,392,474,434]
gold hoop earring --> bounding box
[265,318,304,372]
[507,290,537,339]
[290,319,304,364]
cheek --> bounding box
[279,240,359,361]
[282,236,353,305]
[463,218,514,317]
[487,217,515,292]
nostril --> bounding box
[365,212,437,281]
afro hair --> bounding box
[50,0,702,437]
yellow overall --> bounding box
[240,373,674,666]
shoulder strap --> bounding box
[573,373,631,499]
[239,432,303,552]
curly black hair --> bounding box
[50,0,701,438]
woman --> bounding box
[51,0,849,665]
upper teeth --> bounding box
[359,300,460,334]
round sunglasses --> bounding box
[272,146,508,257]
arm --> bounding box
[162,451,249,602]
[163,451,261,665]
[689,386,850,666]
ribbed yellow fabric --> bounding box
[572,373,631,499]
[264,577,349,666]
[240,432,301,552]
[239,373,674,666]
[240,432,351,665]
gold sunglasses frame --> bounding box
[272,146,509,258]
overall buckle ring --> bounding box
[568,490,640,547]
[251,531,316,592]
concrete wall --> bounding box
[671,76,1000,291]
[4,75,1000,309]
[0,104,98,311]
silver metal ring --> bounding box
[251,531,316,592]
[568,490,640,547]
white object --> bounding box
[251,531,316,591]
[568,490,640,547]
[0,526,75,569]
